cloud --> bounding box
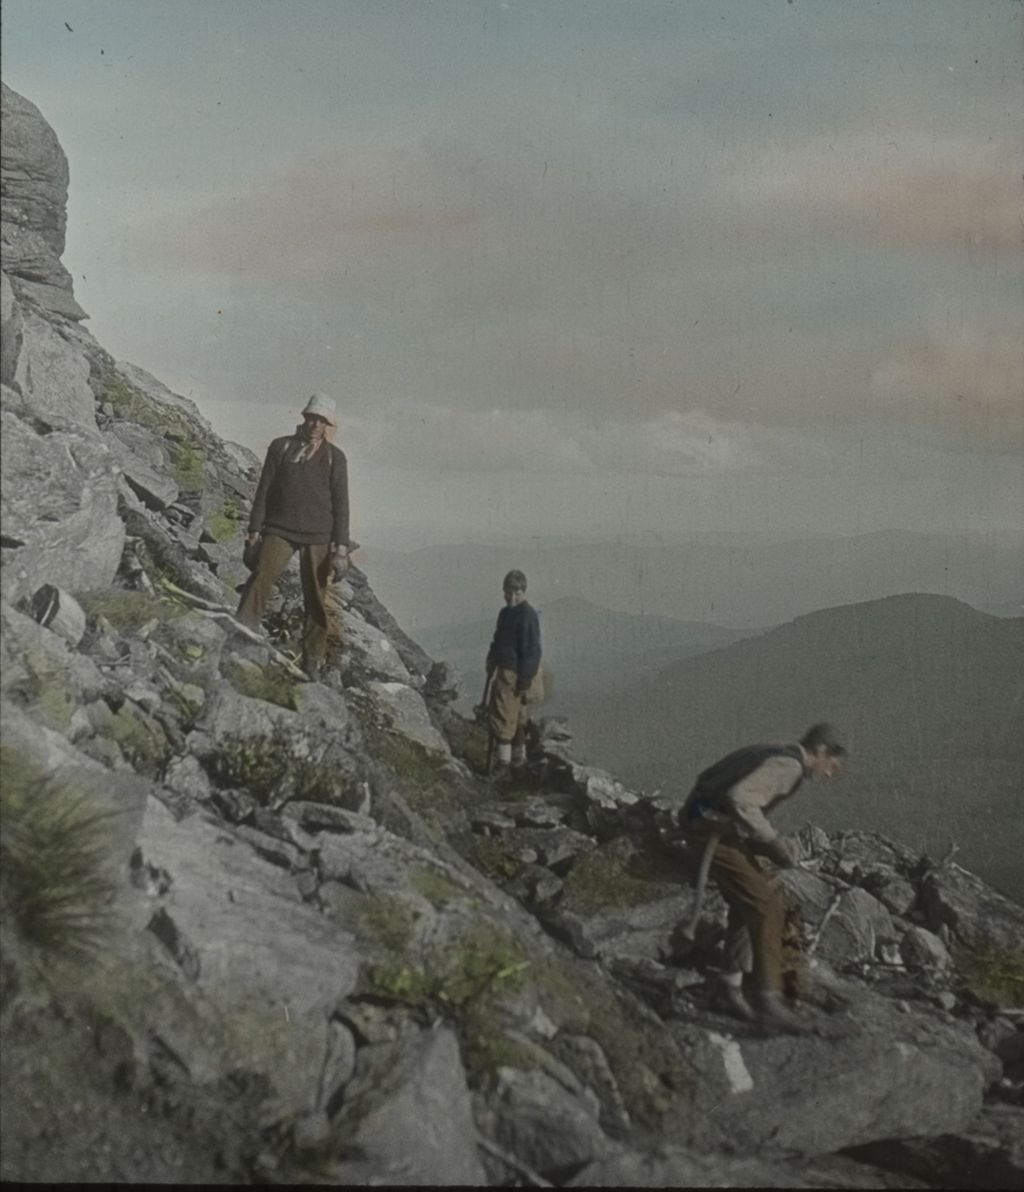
[343,400,831,478]
[736,133,1021,256]
[870,323,1024,448]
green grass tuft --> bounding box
[0,747,118,958]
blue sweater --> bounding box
[487,603,542,688]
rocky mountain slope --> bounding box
[2,82,1022,1187]
[570,593,1024,903]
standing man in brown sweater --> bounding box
[237,393,352,678]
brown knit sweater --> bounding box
[248,436,350,546]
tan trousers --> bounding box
[487,667,528,744]
[687,824,787,993]
[236,535,338,665]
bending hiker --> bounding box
[485,570,542,771]
[680,723,847,1032]
[237,393,352,679]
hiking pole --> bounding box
[476,673,495,775]
[681,830,720,942]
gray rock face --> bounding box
[131,797,359,1114]
[334,1029,486,1185]
[665,982,1000,1156]
[0,416,123,602]
[366,680,450,755]
[11,307,97,430]
[922,863,1024,953]
[0,84,74,296]
[486,1065,614,1174]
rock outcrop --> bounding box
[2,83,1022,1188]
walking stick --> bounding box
[476,673,495,775]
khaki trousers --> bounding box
[487,667,528,744]
[687,824,787,993]
[236,535,338,665]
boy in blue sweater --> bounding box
[485,570,542,769]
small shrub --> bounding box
[471,835,524,881]
[0,747,117,958]
[954,941,1024,1007]
[172,440,206,491]
[77,589,186,632]
[206,729,357,808]
[362,924,530,1014]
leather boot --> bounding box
[715,979,756,1022]
[754,989,813,1035]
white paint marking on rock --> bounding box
[707,1031,754,1094]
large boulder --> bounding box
[0,83,76,298]
[0,412,123,604]
[921,863,1024,953]
[663,980,1000,1156]
[330,1028,486,1185]
[10,307,97,429]
[130,797,359,1115]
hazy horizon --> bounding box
[2,0,1021,550]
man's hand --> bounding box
[329,547,349,582]
[762,836,798,869]
[243,532,262,571]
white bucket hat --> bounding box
[302,392,337,426]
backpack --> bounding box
[682,743,804,824]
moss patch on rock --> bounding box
[471,835,525,882]
[561,841,665,915]
[206,499,242,543]
[224,660,298,711]
[354,894,419,952]
[78,589,187,633]
[954,940,1024,1007]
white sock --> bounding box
[496,742,512,765]
[722,971,744,988]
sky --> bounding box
[2,0,1022,547]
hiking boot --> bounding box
[754,990,813,1035]
[715,980,756,1023]
[300,656,322,681]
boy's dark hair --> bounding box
[799,723,846,756]
[502,569,527,592]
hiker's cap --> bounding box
[302,393,337,426]
[800,722,846,755]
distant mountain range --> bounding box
[361,529,1024,635]
[564,593,1024,901]
[418,595,751,707]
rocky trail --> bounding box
[2,80,1023,1187]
